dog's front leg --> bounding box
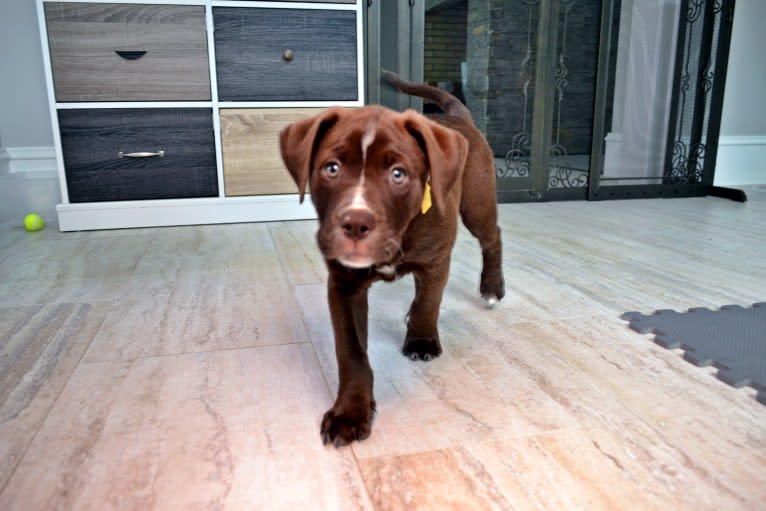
[321,270,376,447]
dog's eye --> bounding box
[322,162,341,178]
[390,167,407,184]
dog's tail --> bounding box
[382,70,473,123]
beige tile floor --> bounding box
[1,187,765,510]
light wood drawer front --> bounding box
[45,2,211,102]
[214,8,357,102]
[221,108,322,196]
[59,109,218,202]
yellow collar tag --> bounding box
[421,182,432,214]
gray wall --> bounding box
[0,0,53,151]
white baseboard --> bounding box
[56,195,317,231]
[714,135,766,186]
[0,146,57,177]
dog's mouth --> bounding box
[337,253,376,269]
[321,234,402,271]
[334,238,381,269]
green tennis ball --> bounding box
[24,213,44,232]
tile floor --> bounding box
[1,187,765,510]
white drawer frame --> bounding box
[36,0,365,231]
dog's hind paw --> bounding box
[480,268,505,306]
[482,294,500,309]
[402,336,442,361]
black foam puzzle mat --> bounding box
[622,303,766,405]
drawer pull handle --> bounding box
[118,150,165,159]
[115,50,147,60]
[282,49,294,62]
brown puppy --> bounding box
[279,72,504,447]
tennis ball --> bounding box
[24,213,44,232]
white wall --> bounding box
[714,0,766,186]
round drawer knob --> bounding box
[282,49,294,62]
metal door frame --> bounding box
[588,0,743,201]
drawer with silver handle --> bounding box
[58,109,218,203]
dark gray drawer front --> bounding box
[214,8,358,101]
[59,109,218,202]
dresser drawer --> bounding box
[214,8,358,102]
[221,108,322,196]
[45,2,211,102]
[59,109,218,203]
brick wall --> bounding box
[425,0,602,157]
[424,0,468,104]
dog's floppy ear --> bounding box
[279,107,346,203]
[402,110,469,214]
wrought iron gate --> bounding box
[589,0,739,200]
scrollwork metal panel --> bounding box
[665,0,731,185]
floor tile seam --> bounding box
[80,339,315,364]
[0,301,111,497]
[623,417,765,507]
[0,297,119,309]
[488,311,648,422]
[351,422,604,464]
[350,423,622,509]
[521,312,766,422]
[288,305,376,509]
[267,222,302,283]
[265,223,338,396]
[272,222,377,508]
[482,309,621,333]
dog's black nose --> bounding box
[340,209,376,240]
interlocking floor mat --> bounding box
[622,303,766,405]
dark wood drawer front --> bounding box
[45,3,211,102]
[59,109,218,202]
[214,8,358,101]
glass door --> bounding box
[419,0,604,201]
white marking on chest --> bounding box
[376,264,396,277]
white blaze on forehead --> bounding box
[351,121,377,211]
[350,185,369,210]
[361,122,376,165]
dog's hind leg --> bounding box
[459,163,505,307]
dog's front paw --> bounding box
[321,399,376,447]
[402,336,442,361]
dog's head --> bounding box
[280,105,468,269]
